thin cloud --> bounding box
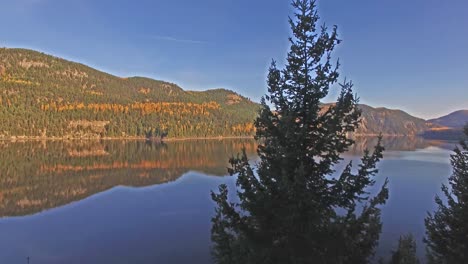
[151,35,208,44]
[17,0,49,5]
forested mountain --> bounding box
[0,48,259,138]
[0,48,466,139]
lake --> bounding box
[0,138,455,263]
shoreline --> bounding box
[0,135,459,143]
[0,135,255,142]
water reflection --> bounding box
[0,137,457,263]
[348,136,454,154]
[0,139,256,218]
[0,137,454,218]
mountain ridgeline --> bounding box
[322,103,464,138]
[0,48,466,139]
[341,104,429,136]
[423,110,468,140]
[0,48,259,139]
[428,110,468,128]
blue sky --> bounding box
[0,0,467,119]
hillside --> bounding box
[321,103,431,136]
[0,48,259,138]
[427,110,468,128]
[355,106,467,139]
[0,48,465,139]
[421,110,468,140]
[357,104,430,136]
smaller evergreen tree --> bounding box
[388,234,420,264]
[424,125,468,263]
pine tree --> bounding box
[424,125,468,263]
[389,234,420,264]
[211,0,389,263]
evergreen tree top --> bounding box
[211,1,389,263]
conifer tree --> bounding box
[424,125,468,263]
[389,234,420,264]
[211,0,389,263]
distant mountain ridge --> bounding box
[355,106,467,139]
[356,104,429,136]
[321,104,467,138]
[0,47,466,139]
[423,110,468,140]
[320,103,430,136]
[427,110,468,128]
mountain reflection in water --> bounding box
[0,137,454,218]
[0,139,257,217]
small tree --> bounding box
[211,0,388,263]
[389,234,420,264]
[424,125,468,263]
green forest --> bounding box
[0,48,259,139]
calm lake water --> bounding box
[0,138,455,263]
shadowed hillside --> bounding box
[423,110,468,140]
[427,110,468,128]
[357,104,430,136]
[321,104,433,136]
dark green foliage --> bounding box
[0,48,259,138]
[145,127,168,140]
[424,125,468,263]
[211,1,388,263]
[388,234,420,264]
